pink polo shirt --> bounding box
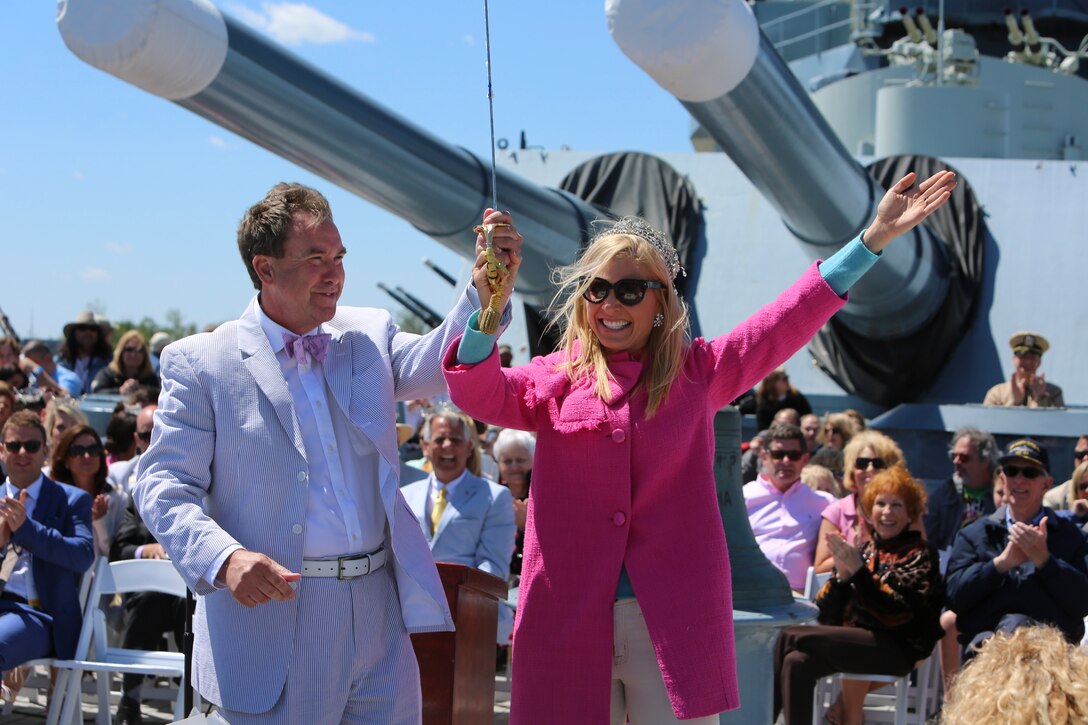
[743,474,834,590]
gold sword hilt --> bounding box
[474,223,509,335]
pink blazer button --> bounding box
[612,512,627,526]
[611,429,626,443]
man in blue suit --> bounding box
[0,410,95,670]
[402,410,516,582]
[135,183,522,724]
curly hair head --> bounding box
[942,625,1088,725]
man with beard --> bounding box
[924,427,1000,552]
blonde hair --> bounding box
[43,397,88,444]
[110,330,154,379]
[842,430,905,492]
[1072,460,1088,500]
[801,464,846,498]
[548,232,689,418]
[942,626,1088,725]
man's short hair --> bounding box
[950,427,1000,471]
[2,409,47,442]
[420,409,472,446]
[237,183,332,290]
[766,422,805,449]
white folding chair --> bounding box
[804,566,939,725]
[52,557,194,725]
[0,556,99,725]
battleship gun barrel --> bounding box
[57,0,597,306]
[607,0,949,338]
[915,10,938,46]
[901,9,925,44]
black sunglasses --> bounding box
[122,346,145,354]
[3,439,43,454]
[67,443,103,458]
[582,278,664,306]
[1075,450,1088,461]
[136,431,152,442]
[769,449,805,461]
[1002,464,1044,479]
[855,457,887,471]
[73,324,98,333]
[1078,481,1088,492]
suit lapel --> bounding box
[323,328,352,422]
[237,304,306,459]
[434,475,480,541]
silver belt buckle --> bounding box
[337,553,367,580]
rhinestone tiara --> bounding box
[590,216,683,281]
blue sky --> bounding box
[2,1,694,341]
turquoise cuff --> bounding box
[819,233,881,296]
[456,310,498,364]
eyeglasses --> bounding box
[73,324,98,333]
[136,431,152,442]
[67,443,103,458]
[122,346,144,354]
[824,427,844,436]
[3,439,43,454]
[1002,465,1044,479]
[769,449,805,461]
[1078,481,1088,492]
[1075,450,1088,461]
[855,457,887,471]
[582,278,664,306]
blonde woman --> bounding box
[443,171,955,724]
[941,625,1088,725]
[817,411,858,451]
[813,430,909,574]
[90,330,160,395]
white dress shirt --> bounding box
[203,300,386,585]
[3,475,42,602]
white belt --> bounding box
[300,549,386,579]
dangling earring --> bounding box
[653,313,665,328]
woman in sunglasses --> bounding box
[814,431,908,574]
[774,465,944,725]
[90,330,161,396]
[48,424,124,556]
[443,170,956,724]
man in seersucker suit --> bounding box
[134,183,522,724]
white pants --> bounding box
[610,598,719,725]
[210,567,420,725]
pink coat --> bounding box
[442,263,846,723]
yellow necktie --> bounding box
[431,486,448,535]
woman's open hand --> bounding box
[863,170,957,253]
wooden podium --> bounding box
[412,563,509,725]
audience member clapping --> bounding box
[773,465,944,725]
[947,438,1088,653]
[755,367,812,431]
[814,431,907,574]
[49,423,124,556]
[91,330,161,396]
[493,427,535,581]
[941,626,1088,725]
[56,310,113,395]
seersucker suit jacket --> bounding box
[134,288,490,712]
[401,471,516,581]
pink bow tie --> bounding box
[283,332,331,364]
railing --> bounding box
[758,0,883,57]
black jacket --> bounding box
[947,506,1088,644]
